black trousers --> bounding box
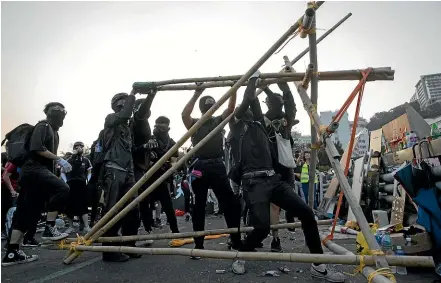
[88,180,102,226]
[66,180,89,218]
[13,163,69,233]
[181,179,193,214]
[135,166,179,233]
[241,174,323,254]
[191,161,241,249]
[5,190,37,245]
[274,165,297,224]
[101,165,140,248]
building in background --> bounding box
[410,73,441,109]
[425,115,441,129]
[320,110,350,149]
[291,131,311,150]
[348,117,369,158]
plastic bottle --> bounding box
[380,233,396,273]
[405,132,411,148]
[395,246,407,275]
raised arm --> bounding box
[182,89,204,130]
[221,89,237,120]
[234,73,262,121]
[105,92,136,128]
[277,81,296,128]
[135,91,156,120]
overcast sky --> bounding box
[2,1,440,153]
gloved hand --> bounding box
[249,70,262,87]
[57,158,72,173]
[144,138,158,150]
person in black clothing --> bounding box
[139,116,180,234]
[2,102,72,267]
[88,140,103,226]
[100,91,141,262]
[61,141,93,234]
[181,87,242,256]
[256,81,299,251]
[228,74,345,282]
[130,90,157,233]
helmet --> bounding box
[111,93,129,112]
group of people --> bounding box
[0,69,344,282]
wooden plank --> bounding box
[347,156,366,222]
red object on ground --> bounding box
[175,209,185,216]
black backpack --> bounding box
[1,123,35,167]
[90,127,120,179]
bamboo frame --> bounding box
[58,220,333,244]
[320,235,393,283]
[308,14,319,210]
[133,68,394,92]
[61,245,435,268]
[287,60,391,270]
[63,1,326,265]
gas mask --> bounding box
[47,106,67,130]
[265,94,284,115]
[73,142,84,155]
[153,124,170,140]
[199,96,216,114]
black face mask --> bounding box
[47,109,66,130]
[199,96,216,114]
[153,128,169,140]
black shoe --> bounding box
[2,249,38,266]
[271,238,283,253]
[152,218,162,228]
[102,252,130,262]
[22,238,40,247]
[190,247,203,260]
[42,226,69,241]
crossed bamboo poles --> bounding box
[59,3,434,282]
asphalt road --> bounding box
[1,214,439,283]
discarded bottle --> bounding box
[395,246,407,275]
[380,232,392,252]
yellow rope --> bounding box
[367,268,397,283]
[58,234,93,252]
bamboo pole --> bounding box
[308,11,319,210]
[133,68,394,92]
[63,2,326,265]
[320,235,393,283]
[61,245,435,267]
[285,58,391,270]
[58,220,333,244]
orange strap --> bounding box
[323,69,372,243]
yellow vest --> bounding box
[300,163,318,184]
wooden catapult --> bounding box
[55,2,435,282]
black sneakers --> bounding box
[22,238,40,247]
[271,237,283,252]
[41,226,69,241]
[1,249,38,267]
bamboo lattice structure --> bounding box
[58,4,433,282]
[64,1,327,265]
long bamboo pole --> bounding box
[308,8,319,209]
[62,246,435,267]
[320,235,393,283]
[59,220,333,244]
[63,2,326,265]
[284,58,390,270]
[134,68,394,92]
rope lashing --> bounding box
[59,234,93,252]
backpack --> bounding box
[1,123,35,167]
[90,127,120,179]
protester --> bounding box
[1,161,19,240]
[61,141,93,234]
[296,150,319,208]
[227,73,345,282]
[2,102,71,266]
[260,83,299,252]
[139,116,180,234]
[88,140,103,226]
[98,91,141,262]
[181,87,242,257]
